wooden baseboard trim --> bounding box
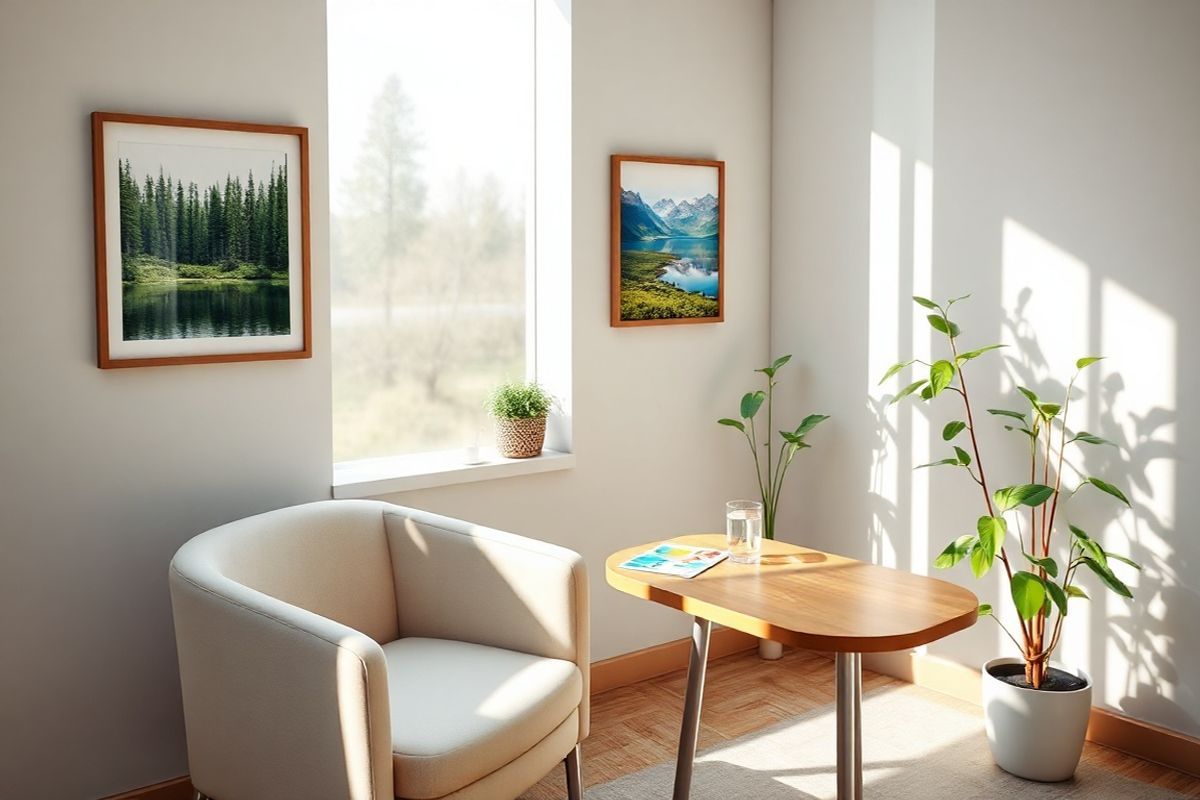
[100,775,193,800]
[590,627,758,695]
[863,650,1200,779]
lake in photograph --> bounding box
[122,281,291,340]
[622,236,719,298]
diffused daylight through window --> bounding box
[329,0,533,462]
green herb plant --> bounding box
[884,295,1141,688]
[719,355,829,540]
[488,381,554,420]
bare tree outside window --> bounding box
[329,1,533,461]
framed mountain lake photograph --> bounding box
[610,154,724,327]
[91,112,311,368]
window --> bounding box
[328,0,536,463]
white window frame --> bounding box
[333,0,572,498]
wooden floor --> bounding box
[521,647,1200,799]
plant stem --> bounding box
[766,378,777,539]
[746,422,767,515]
[1044,374,1078,558]
[948,335,1032,648]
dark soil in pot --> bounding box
[987,662,1088,692]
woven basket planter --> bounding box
[495,416,547,458]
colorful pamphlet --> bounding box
[619,543,728,578]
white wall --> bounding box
[772,0,1200,739]
[0,2,332,797]
[0,0,772,796]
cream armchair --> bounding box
[169,499,588,800]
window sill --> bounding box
[332,447,575,498]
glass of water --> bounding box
[726,500,763,564]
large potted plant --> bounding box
[719,354,829,659]
[884,295,1140,781]
[488,380,553,458]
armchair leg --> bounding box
[565,744,583,800]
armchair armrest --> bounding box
[383,507,590,735]
[170,560,393,800]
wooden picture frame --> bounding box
[610,154,725,327]
[92,112,311,368]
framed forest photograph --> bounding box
[91,112,311,368]
[611,154,724,327]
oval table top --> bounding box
[606,534,979,653]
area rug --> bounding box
[587,683,1188,799]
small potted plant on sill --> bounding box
[884,294,1140,782]
[719,354,829,660]
[489,380,554,459]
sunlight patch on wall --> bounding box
[867,132,902,569]
[999,219,1091,391]
[1000,217,1093,667]
[1099,277,1177,712]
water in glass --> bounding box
[726,500,763,564]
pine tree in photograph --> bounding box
[119,161,287,275]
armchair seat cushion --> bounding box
[384,637,583,799]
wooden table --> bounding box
[606,535,979,800]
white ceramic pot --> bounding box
[758,639,783,660]
[982,656,1092,782]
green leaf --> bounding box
[878,360,914,385]
[1044,580,1068,616]
[1022,551,1059,578]
[1076,356,1104,370]
[1071,431,1117,447]
[1082,557,1133,598]
[994,483,1055,512]
[1106,552,1143,571]
[1011,572,1047,620]
[1037,402,1062,418]
[890,379,928,405]
[929,360,956,397]
[957,344,1006,363]
[740,391,765,420]
[718,418,746,432]
[795,413,830,436]
[988,408,1027,421]
[976,516,1007,556]
[977,603,993,616]
[913,295,940,310]
[969,541,994,578]
[920,385,934,400]
[779,431,802,445]
[1017,386,1040,408]
[1085,477,1131,507]
[1069,525,1107,566]
[927,314,961,337]
[954,446,972,466]
[1004,425,1037,439]
[934,534,976,569]
[1065,585,1090,600]
[942,421,967,441]
[757,354,793,378]
[916,458,960,469]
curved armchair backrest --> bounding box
[174,499,400,643]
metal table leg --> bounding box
[835,652,863,800]
[672,616,712,800]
